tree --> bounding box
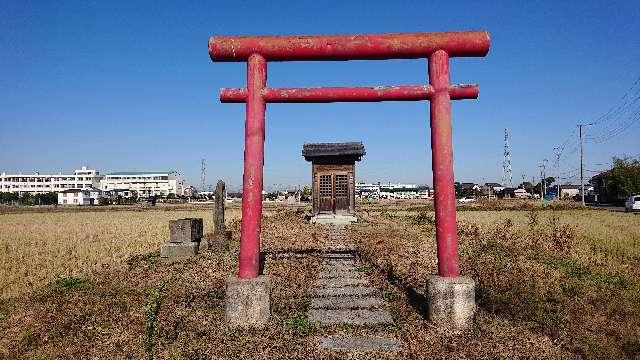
[605,157,640,204]
[35,192,57,205]
[532,177,556,196]
[20,192,33,205]
[519,181,534,194]
[0,192,19,204]
[301,186,311,202]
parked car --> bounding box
[625,195,640,212]
[457,197,475,204]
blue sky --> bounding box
[1,1,639,190]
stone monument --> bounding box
[160,218,203,262]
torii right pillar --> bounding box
[427,49,476,332]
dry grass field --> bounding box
[0,200,639,359]
[353,203,640,358]
[0,205,241,298]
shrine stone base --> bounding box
[426,275,475,332]
[225,275,271,327]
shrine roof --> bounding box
[302,142,366,159]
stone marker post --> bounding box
[214,180,227,240]
[201,180,229,252]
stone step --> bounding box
[310,296,384,309]
[308,309,394,325]
[318,270,364,279]
[312,287,377,297]
[315,277,369,288]
[316,335,401,352]
[322,253,355,260]
[325,258,355,264]
[325,263,356,271]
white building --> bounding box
[99,171,185,198]
[58,188,102,205]
[513,188,531,198]
[355,182,429,199]
[0,166,102,195]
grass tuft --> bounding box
[54,277,89,290]
[285,314,315,337]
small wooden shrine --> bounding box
[302,142,365,215]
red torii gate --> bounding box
[209,31,490,280]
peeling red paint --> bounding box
[220,84,478,103]
[209,31,490,61]
[238,54,266,279]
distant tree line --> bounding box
[0,192,58,205]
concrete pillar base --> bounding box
[426,275,475,332]
[224,275,270,327]
[160,242,198,262]
[199,235,229,252]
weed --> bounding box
[547,216,576,252]
[560,281,583,297]
[144,281,168,360]
[546,258,591,280]
[342,323,354,333]
[527,209,539,229]
[0,299,12,321]
[591,273,633,289]
[20,328,36,349]
[493,218,514,243]
[354,266,367,273]
[54,277,88,290]
[127,252,160,267]
[412,210,435,226]
[382,290,397,302]
[222,329,236,341]
[285,315,314,337]
[622,340,640,358]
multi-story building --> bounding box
[355,182,430,199]
[0,166,102,195]
[99,171,185,198]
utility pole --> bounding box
[578,123,593,206]
[538,162,544,199]
[502,128,513,187]
[542,159,548,196]
[554,147,561,200]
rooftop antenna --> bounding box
[502,128,513,187]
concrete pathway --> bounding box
[308,249,401,353]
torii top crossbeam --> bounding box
[208,31,490,280]
[209,31,489,61]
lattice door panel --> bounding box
[319,175,332,197]
[335,175,348,197]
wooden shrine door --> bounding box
[318,173,333,213]
[333,173,349,213]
